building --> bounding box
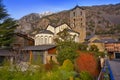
[0,48,14,65]
[22,45,57,64]
[87,36,120,59]
[29,23,79,64]
[70,5,86,43]
[34,23,80,45]
[104,40,120,59]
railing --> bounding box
[97,69,103,80]
[97,59,115,80]
[106,60,115,80]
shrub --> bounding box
[44,63,53,71]
[60,59,74,71]
[76,52,99,77]
[89,45,99,52]
[80,71,93,80]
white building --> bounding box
[34,23,80,45]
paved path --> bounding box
[109,60,120,80]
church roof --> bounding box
[66,29,80,34]
[47,23,71,29]
[39,30,54,34]
[70,5,85,11]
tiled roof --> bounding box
[39,30,54,34]
[22,44,56,51]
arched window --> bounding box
[38,36,41,45]
[45,36,48,44]
[49,36,52,44]
[40,36,43,45]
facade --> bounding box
[22,45,57,64]
[105,41,120,59]
[70,5,86,43]
[33,23,80,64]
[34,23,80,45]
[13,33,34,48]
[0,49,14,65]
[88,35,105,52]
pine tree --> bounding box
[0,0,17,47]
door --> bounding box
[115,52,120,59]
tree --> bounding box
[78,43,88,51]
[55,28,78,65]
[89,45,99,52]
[0,0,16,47]
[60,59,74,71]
[79,71,93,80]
[76,53,99,77]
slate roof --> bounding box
[92,39,119,43]
[66,29,80,34]
[39,30,54,34]
[85,34,95,40]
[70,5,85,11]
[101,39,119,43]
[15,32,34,41]
[22,44,56,51]
[47,23,71,28]
[0,49,14,56]
[92,39,102,43]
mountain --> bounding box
[16,3,120,37]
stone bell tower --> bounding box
[70,5,86,43]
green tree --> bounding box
[0,0,17,47]
[89,45,99,52]
[80,71,93,80]
[55,28,79,65]
[60,59,74,71]
[78,43,88,51]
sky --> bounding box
[3,0,120,19]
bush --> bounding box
[89,45,99,52]
[80,71,93,80]
[60,59,74,71]
[44,63,53,71]
[76,52,99,77]
[78,43,88,51]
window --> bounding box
[81,23,82,26]
[45,36,48,44]
[40,36,43,44]
[49,36,52,44]
[73,19,75,27]
[80,11,82,15]
[73,12,75,16]
[50,56,53,61]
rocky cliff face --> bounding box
[16,3,120,36]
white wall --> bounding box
[35,34,54,45]
[46,25,55,33]
[55,24,71,34]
